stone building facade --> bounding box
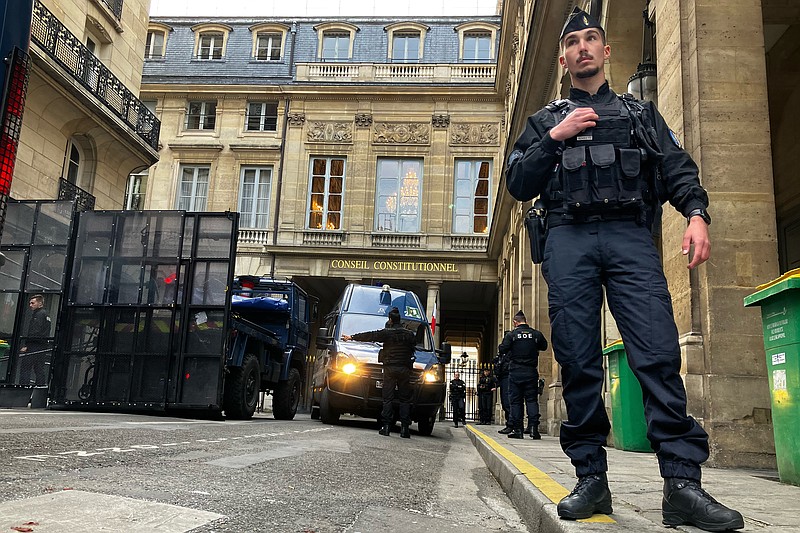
[140,15,506,355]
[495,0,798,468]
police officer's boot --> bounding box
[662,478,744,532]
[523,425,532,435]
[530,425,542,440]
[557,472,613,520]
[378,424,391,436]
[507,429,524,439]
[498,426,513,434]
[400,424,411,439]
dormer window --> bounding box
[250,23,289,61]
[455,22,499,63]
[385,22,429,63]
[191,23,232,60]
[145,30,165,58]
[314,22,359,61]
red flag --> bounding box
[430,300,437,333]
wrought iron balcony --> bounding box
[30,1,159,151]
[58,178,95,212]
[99,0,123,19]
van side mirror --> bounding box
[315,327,332,349]
[437,342,452,365]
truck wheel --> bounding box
[417,412,436,436]
[223,354,260,420]
[273,368,301,420]
[319,387,340,424]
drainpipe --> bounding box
[270,21,298,278]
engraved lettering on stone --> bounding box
[431,114,450,128]
[450,123,500,146]
[355,113,373,127]
[307,122,353,143]
[373,123,430,144]
[287,112,306,126]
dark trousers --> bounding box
[478,392,493,423]
[451,398,465,423]
[18,346,49,386]
[381,365,412,426]
[542,220,709,480]
[509,375,539,430]
[498,375,511,427]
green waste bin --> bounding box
[603,341,652,452]
[744,269,800,486]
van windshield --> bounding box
[340,313,432,351]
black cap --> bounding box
[388,307,401,324]
[559,6,604,41]
[513,310,526,322]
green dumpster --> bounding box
[603,340,652,452]
[744,268,800,486]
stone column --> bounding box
[655,0,778,467]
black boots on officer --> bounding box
[378,424,391,436]
[523,424,541,439]
[380,423,411,438]
[557,473,744,531]
[507,424,541,439]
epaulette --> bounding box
[545,98,571,112]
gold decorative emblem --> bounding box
[582,15,589,26]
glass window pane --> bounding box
[329,176,342,193]
[454,215,469,234]
[475,178,489,197]
[474,198,488,215]
[312,158,327,175]
[327,212,340,229]
[455,179,471,198]
[455,197,471,215]
[328,195,341,212]
[0,250,25,290]
[309,212,322,229]
[330,159,344,176]
[1,202,35,245]
[311,177,325,193]
[474,216,488,233]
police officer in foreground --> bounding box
[493,340,513,434]
[505,7,743,531]
[498,311,547,440]
[449,371,467,427]
[343,307,416,438]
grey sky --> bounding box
[149,0,500,17]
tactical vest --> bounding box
[546,96,648,214]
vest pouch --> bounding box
[561,146,591,209]
[589,144,618,206]
[618,148,644,205]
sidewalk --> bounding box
[464,424,800,532]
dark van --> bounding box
[311,284,451,435]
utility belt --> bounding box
[547,209,641,228]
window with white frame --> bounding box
[307,157,345,230]
[177,165,210,211]
[197,32,224,59]
[238,167,272,228]
[463,32,492,62]
[63,140,83,185]
[256,33,282,60]
[145,30,165,58]
[322,32,350,60]
[124,172,147,210]
[392,32,420,62]
[375,158,422,233]
[185,101,217,130]
[245,102,278,132]
[453,160,491,234]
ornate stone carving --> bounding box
[450,123,500,146]
[512,32,520,55]
[431,114,450,128]
[354,113,373,127]
[287,112,306,126]
[373,123,430,145]
[306,121,353,143]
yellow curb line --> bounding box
[467,424,616,524]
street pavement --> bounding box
[465,423,800,533]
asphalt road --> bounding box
[0,409,527,532]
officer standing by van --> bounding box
[449,371,467,427]
[343,307,416,438]
[505,7,743,531]
[493,341,513,434]
[498,311,547,439]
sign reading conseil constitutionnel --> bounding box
[330,259,459,273]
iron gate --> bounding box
[443,360,495,422]
[49,210,238,413]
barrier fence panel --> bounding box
[442,359,494,422]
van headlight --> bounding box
[423,365,444,383]
[335,352,358,374]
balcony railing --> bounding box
[296,62,496,84]
[238,228,271,245]
[31,1,160,151]
[99,0,123,19]
[371,233,421,248]
[449,235,489,251]
[58,178,95,212]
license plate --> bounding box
[375,381,382,389]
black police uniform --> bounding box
[351,324,416,428]
[506,81,710,480]
[477,372,497,424]
[492,352,511,430]
[498,323,547,435]
[449,377,467,426]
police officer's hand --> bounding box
[342,335,352,341]
[683,217,711,269]
[549,107,599,142]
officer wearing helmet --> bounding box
[505,6,743,531]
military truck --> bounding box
[224,276,316,420]
[311,283,451,435]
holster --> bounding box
[524,200,548,264]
